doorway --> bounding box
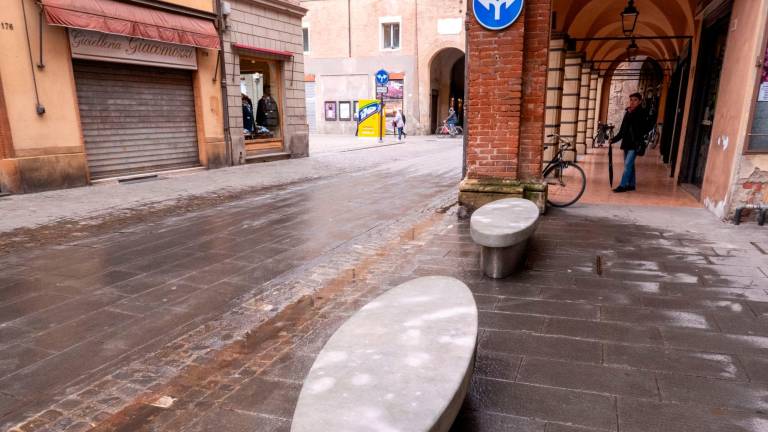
[679,8,731,190]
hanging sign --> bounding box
[68,29,197,70]
[473,0,524,31]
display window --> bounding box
[746,30,768,153]
[240,57,282,143]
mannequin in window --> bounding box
[256,87,279,130]
[242,93,254,135]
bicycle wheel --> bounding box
[453,126,463,136]
[543,162,586,207]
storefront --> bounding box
[68,30,203,179]
[235,47,289,159]
[0,0,224,193]
[219,0,308,163]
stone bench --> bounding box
[470,198,540,278]
[291,276,478,432]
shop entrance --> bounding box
[240,57,283,156]
[679,7,731,192]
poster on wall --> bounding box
[384,79,404,134]
[339,101,351,120]
[325,101,337,121]
[759,42,768,101]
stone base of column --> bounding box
[458,178,547,214]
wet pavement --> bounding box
[3,135,768,432]
[0,139,461,431]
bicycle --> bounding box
[435,121,463,138]
[543,134,587,207]
[592,122,614,148]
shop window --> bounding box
[747,35,768,153]
[303,27,310,54]
[240,57,281,142]
[381,19,401,50]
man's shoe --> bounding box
[613,186,628,193]
[627,186,636,191]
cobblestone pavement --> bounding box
[61,204,766,432]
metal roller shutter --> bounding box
[73,60,200,179]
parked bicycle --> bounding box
[543,134,587,207]
[435,121,463,138]
[592,122,614,148]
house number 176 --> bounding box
[1,23,14,30]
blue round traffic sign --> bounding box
[375,69,389,86]
[473,0,524,31]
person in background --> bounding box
[610,92,653,193]
[395,109,405,142]
[445,107,457,132]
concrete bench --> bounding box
[291,276,478,432]
[470,198,540,278]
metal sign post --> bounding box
[375,69,389,143]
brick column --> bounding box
[543,36,567,164]
[559,53,582,161]
[586,70,598,149]
[459,0,551,212]
[576,63,591,156]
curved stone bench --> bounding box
[470,198,540,279]
[291,276,478,432]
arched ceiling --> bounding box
[553,0,696,64]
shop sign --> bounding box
[69,29,197,70]
[473,0,524,31]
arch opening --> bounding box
[428,47,465,134]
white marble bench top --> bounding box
[470,198,540,248]
[291,276,478,432]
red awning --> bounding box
[233,43,293,60]
[42,0,219,49]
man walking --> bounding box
[610,92,652,193]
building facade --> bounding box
[301,0,465,135]
[221,0,309,163]
[0,0,307,194]
[460,0,768,221]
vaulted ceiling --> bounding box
[553,0,697,67]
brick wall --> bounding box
[223,1,308,161]
[518,0,550,179]
[465,0,550,180]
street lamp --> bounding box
[620,0,639,36]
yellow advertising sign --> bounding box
[356,99,385,138]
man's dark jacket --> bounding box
[611,107,652,151]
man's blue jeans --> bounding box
[620,150,637,188]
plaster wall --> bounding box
[0,0,83,155]
[160,0,215,13]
